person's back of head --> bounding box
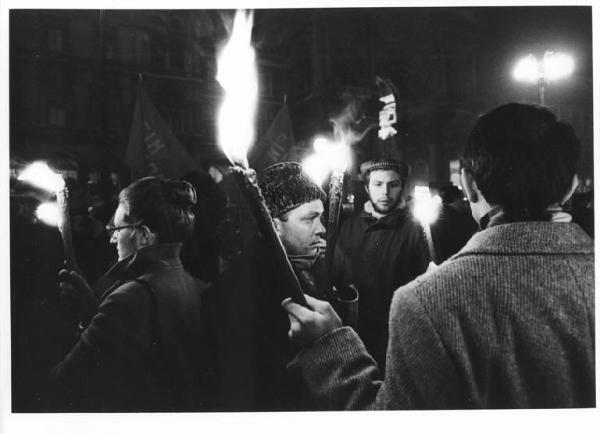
[119,176,197,244]
[461,103,580,222]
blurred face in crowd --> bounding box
[275,199,326,257]
[366,169,404,214]
[108,203,144,261]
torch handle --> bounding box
[56,188,79,271]
[423,223,437,265]
[325,171,344,292]
[232,168,310,308]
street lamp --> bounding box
[513,51,574,105]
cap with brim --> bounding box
[360,159,409,178]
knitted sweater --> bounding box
[290,222,595,409]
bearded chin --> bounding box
[373,201,396,215]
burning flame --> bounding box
[36,202,62,227]
[313,137,351,173]
[302,154,331,186]
[303,99,374,183]
[412,186,442,226]
[301,137,352,185]
[216,10,258,168]
[18,161,65,192]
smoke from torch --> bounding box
[329,98,377,149]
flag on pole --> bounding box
[125,79,198,180]
[248,103,294,171]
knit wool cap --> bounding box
[257,162,327,218]
[360,158,409,178]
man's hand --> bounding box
[282,294,343,347]
[58,269,98,324]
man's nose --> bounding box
[316,219,326,235]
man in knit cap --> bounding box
[257,162,330,299]
[203,162,331,411]
[282,103,595,409]
[332,158,430,370]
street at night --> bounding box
[2,3,597,434]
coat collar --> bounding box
[93,243,183,297]
[360,202,411,228]
[455,222,592,257]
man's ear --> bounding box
[460,168,480,204]
[560,174,579,205]
[139,225,157,246]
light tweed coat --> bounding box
[290,222,595,409]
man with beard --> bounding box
[203,162,331,411]
[332,159,430,370]
[282,103,595,409]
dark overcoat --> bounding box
[51,243,209,412]
[332,206,430,368]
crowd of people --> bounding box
[10,103,595,412]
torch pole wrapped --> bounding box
[423,223,437,264]
[230,166,309,308]
[56,188,79,270]
[325,170,359,328]
[325,170,344,290]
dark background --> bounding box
[9,7,593,187]
[7,6,594,412]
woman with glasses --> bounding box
[49,176,210,412]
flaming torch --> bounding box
[216,10,308,307]
[412,186,442,264]
[302,137,351,285]
[18,162,78,270]
[302,137,358,325]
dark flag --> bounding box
[248,103,294,170]
[125,80,198,180]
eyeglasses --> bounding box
[105,221,143,236]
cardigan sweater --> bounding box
[290,222,595,409]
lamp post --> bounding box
[513,51,574,106]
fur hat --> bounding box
[360,158,409,179]
[257,162,327,218]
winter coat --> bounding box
[332,205,430,368]
[51,243,210,412]
[203,236,331,411]
[291,222,595,409]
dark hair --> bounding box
[119,176,197,243]
[461,103,580,222]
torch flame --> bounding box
[216,10,258,168]
[302,153,331,186]
[314,137,351,173]
[301,137,352,185]
[18,161,65,192]
[36,202,62,227]
[412,186,442,226]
